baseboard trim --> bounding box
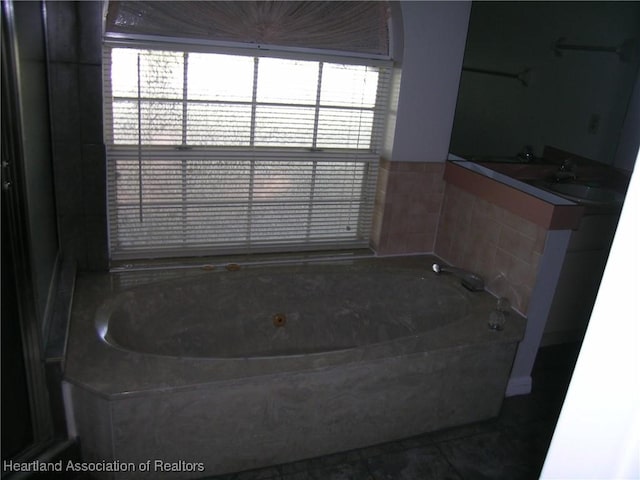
[506,375,532,397]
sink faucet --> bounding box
[518,145,535,162]
[555,158,577,181]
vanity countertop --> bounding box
[464,146,631,190]
[444,160,585,230]
[445,147,629,230]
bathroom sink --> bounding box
[545,183,624,205]
[526,179,624,206]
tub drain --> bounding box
[272,313,287,327]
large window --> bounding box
[104,45,391,259]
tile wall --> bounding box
[372,160,546,315]
[372,160,446,255]
[434,184,547,314]
[46,1,108,270]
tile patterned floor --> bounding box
[204,343,580,480]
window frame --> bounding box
[103,39,392,260]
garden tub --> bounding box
[64,255,525,479]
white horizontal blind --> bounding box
[103,45,390,259]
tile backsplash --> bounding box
[371,160,546,314]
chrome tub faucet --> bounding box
[432,263,485,292]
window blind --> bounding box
[103,45,391,260]
[105,1,390,57]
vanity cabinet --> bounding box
[542,211,620,345]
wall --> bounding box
[46,1,107,271]
[372,1,471,255]
[434,184,546,315]
[391,1,471,163]
[450,2,640,166]
[372,160,445,255]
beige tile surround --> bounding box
[434,184,547,315]
[372,159,547,315]
[372,160,445,255]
